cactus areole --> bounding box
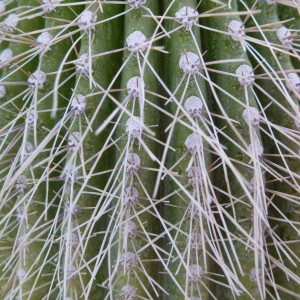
[0,0,299,299]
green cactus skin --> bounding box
[0,0,299,299]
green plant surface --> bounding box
[0,0,299,299]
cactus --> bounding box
[0,0,299,299]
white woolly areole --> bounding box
[236,64,254,87]
[188,264,204,282]
[228,20,245,42]
[127,76,145,97]
[122,252,139,270]
[123,220,137,239]
[27,110,38,130]
[0,1,6,14]
[75,53,91,76]
[188,203,201,221]
[64,200,78,217]
[247,141,264,158]
[68,132,81,150]
[126,153,141,175]
[185,133,202,154]
[16,175,28,193]
[28,70,47,90]
[277,26,293,47]
[188,232,203,250]
[126,31,147,53]
[285,73,300,94]
[71,94,86,115]
[78,10,97,32]
[42,0,60,13]
[184,96,203,118]
[25,142,34,154]
[3,14,19,33]
[242,107,260,127]
[124,186,139,207]
[121,284,137,300]
[0,85,6,98]
[65,232,79,248]
[126,117,143,139]
[128,0,146,9]
[17,268,26,281]
[175,6,199,30]
[179,52,201,75]
[188,167,202,188]
[250,268,263,282]
[0,48,12,63]
[37,31,52,47]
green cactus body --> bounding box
[0,0,299,299]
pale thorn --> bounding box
[27,110,38,130]
[17,205,27,223]
[0,48,13,64]
[75,53,91,77]
[188,264,204,282]
[249,176,256,193]
[68,131,81,151]
[0,85,6,98]
[36,31,52,52]
[285,73,300,94]
[122,252,139,271]
[126,30,147,53]
[242,107,260,127]
[247,141,264,158]
[66,264,77,279]
[185,133,202,154]
[235,65,255,87]
[0,1,5,14]
[128,0,147,9]
[249,267,263,282]
[41,0,61,14]
[71,94,86,115]
[28,70,47,90]
[187,232,203,250]
[121,284,137,300]
[175,6,199,30]
[17,268,26,281]
[228,20,246,42]
[126,116,143,139]
[187,167,202,188]
[277,26,293,48]
[123,220,137,239]
[16,175,28,193]
[2,14,19,33]
[184,96,203,118]
[265,0,276,5]
[179,52,201,75]
[127,76,145,97]
[78,10,97,32]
